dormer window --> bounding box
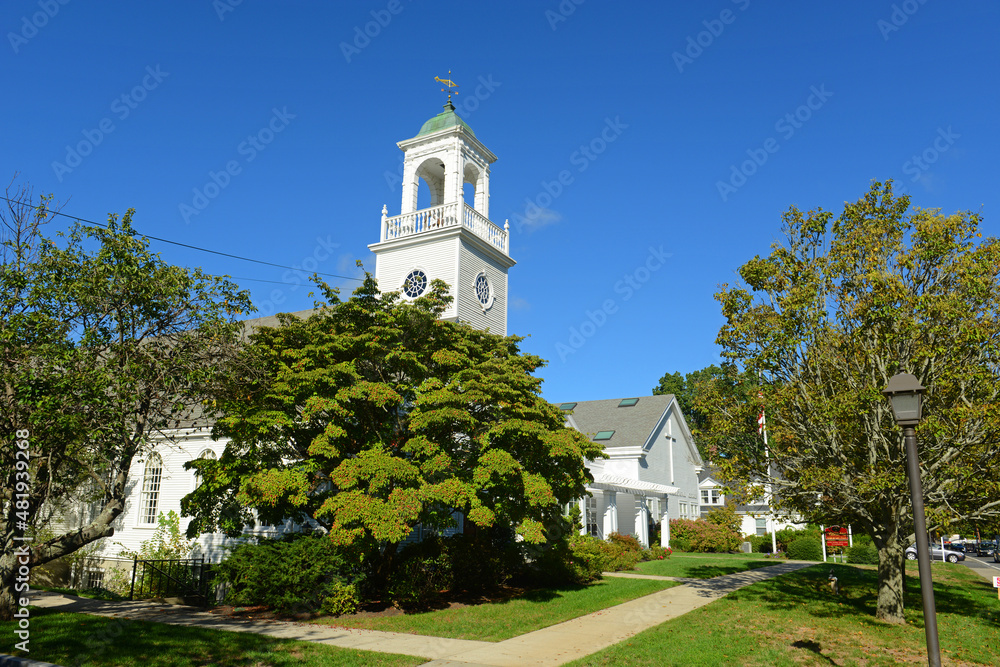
[701,488,723,505]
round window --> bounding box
[403,269,427,298]
[475,274,491,306]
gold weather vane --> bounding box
[435,71,459,103]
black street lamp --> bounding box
[883,372,940,667]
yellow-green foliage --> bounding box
[701,180,1000,622]
[183,274,605,590]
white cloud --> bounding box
[518,207,562,232]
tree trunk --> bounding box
[0,499,121,620]
[874,532,907,624]
[0,546,27,622]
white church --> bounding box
[57,97,705,585]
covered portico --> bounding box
[579,474,678,548]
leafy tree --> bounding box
[700,181,1000,623]
[652,365,724,430]
[705,503,742,537]
[653,365,726,458]
[0,182,249,620]
[182,275,603,588]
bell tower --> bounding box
[369,97,515,335]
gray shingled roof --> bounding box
[563,395,674,449]
[165,309,318,430]
[238,308,318,335]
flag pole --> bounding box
[758,392,777,554]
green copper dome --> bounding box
[416,100,475,138]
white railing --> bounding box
[381,202,508,255]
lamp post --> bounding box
[882,372,940,667]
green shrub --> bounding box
[670,518,741,553]
[643,545,672,561]
[320,581,360,616]
[845,542,879,565]
[559,533,644,580]
[706,504,742,536]
[746,534,774,553]
[442,533,515,594]
[388,540,453,608]
[215,533,356,612]
[787,537,823,561]
[117,511,193,561]
[599,539,643,572]
[607,532,642,553]
[566,535,611,583]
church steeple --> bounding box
[398,99,495,221]
[369,91,514,335]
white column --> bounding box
[635,496,649,548]
[401,161,418,214]
[578,497,587,536]
[661,494,670,547]
[603,491,617,537]
[444,146,461,205]
[478,168,490,218]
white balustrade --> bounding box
[381,202,508,254]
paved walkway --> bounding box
[26,592,488,661]
[24,561,814,666]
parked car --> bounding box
[905,543,966,563]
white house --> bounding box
[697,468,804,541]
[563,395,704,548]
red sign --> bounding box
[825,527,849,548]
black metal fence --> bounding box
[128,557,212,605]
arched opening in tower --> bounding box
[415,158,445,210]
[463,163,482,214]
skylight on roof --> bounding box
[594,430,615,441]
[618,398,639,407]
[558,402,577,411]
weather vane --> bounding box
[434,71,459,103]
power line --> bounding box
[0,195,365,283]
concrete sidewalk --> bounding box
[422,562,813,666]
[26,560,814,666]
[27,591,489,661]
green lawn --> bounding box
[570,561,1000,666]
[0,607,423,667]
[313,577,678,642]
[634,551,776,578]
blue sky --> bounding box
[4,0,997,402]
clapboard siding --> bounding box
[457,240,508,335]
[374,236,459,319]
